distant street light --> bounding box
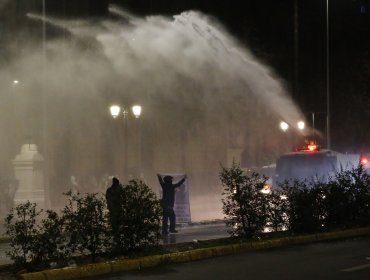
[280,121,289,132]
[297,121,305,131]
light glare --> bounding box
[297,121,305,130]
[132,105,142,118]
[280,121,289,132]
[110,105,121,119]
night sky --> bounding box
[2,0,370,152]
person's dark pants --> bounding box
[162,205,176,233]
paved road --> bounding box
[87,236,370,280]
[161,222,228,244]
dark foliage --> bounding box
[220,162,269,237]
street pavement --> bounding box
[161,222,228,244]
[0,221,229,266]
[87,236,370,280]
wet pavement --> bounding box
[161,222,228,244]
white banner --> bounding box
[159,173,191,224]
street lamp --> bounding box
[109,104,142,180]
[280,121,289,132]
[110,105,122,119]
[297,121,305,131]
[132,105,142,118]
[326,0,331,149]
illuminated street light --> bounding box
[297,121,305,130]
[280,121,289,132]
[109,104,142,180]
[110,105,121,119]
[132,105,142,118]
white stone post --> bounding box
[12,144,46,209]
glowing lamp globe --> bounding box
[132,105,142,118]
[110,105,121,119]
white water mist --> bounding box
[0,6,305,220]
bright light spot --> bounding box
[307,144,317,151]
[13,80,19,85]
[109,105,121,119]
[260,185,271,194]
[132,105,142,118]
[280,121,289,132]
[280,195,287,200]
[361,158,368,165]
[297,121,305,130]
[263,227,272,233]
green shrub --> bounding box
[265,189,289,232]
[333,165,370,226]
[62,191,108,262]
[281,180,326,233]
[5,202,41,268]
[32,210,69,268]
[107,180,162,254]
[220,163,268,237]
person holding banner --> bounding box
[157,174,186,235]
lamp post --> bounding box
[109,104,142,181]
[132,105,142,177]
[326,0,331,149]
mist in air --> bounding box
[0,4,305,220]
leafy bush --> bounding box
[5,180,162,270]
[5,202,41,268]
[32,210,69,268]
[107,180,162,253]
[265,189,289,232]
[5,202,71,270]
[220,163,269,237]
[281,165,370,233]
[333,165,370,226]
[62,191,108,262]
[281,180,327,233]
[221,164,370,236]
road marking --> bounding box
[341,263,370,272]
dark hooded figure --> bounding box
[157,174,186,235]
[106,177,122,243]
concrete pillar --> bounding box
[12,144,46,209]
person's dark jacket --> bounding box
[158,175,186,207]
[106,177,121,213]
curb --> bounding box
[19,227,370,280]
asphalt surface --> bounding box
[161,222,229,244]
[85,236,370,280]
